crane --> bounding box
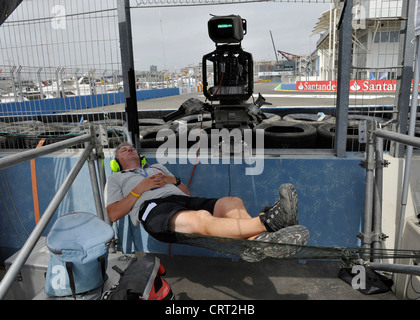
[269,31,302,62]
[277,50,302,61]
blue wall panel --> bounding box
[0,153,97,262]
[0,88,180,116]
[0,151,366,262]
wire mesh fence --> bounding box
[307,0,406,152]
[0,0,201,150]
[0,0,414,152]
[0,1,124,149]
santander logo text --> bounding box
[296,80,406,93]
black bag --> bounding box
[104,255,174,300]
[338,266,394,295]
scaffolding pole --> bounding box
[0,144,94,300]
[0,133,91,170]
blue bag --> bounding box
[44,212,114,298]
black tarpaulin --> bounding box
[0,0,22,27]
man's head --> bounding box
[110,142,140,172]
[115,142,135,159]
[110,142,147,172]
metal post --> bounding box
[94,140,107,199]
[395,36,420,259]
[91,126,111,225]
[391,0,416,158]
[89,125,110,225]
[87,142,105,221]
[362,131,375,260]
[373,136,384,262]
[334,0,353,157]
[117,0,140,150]
[0,144,94,300]
[96,155,110,226]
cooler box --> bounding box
[5,237,49,300]
[34,251,135,300]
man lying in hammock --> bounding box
[104,142,309,261]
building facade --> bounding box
[313,0,403,82]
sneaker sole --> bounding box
[278,183,298,225]
[241,225,309,262]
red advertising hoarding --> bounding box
[296,80,400,92]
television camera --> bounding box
[163,15,270,129]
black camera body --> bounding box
[165,15,263,130]
[208,15,246,43]
[202,15,253,106]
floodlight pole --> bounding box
[117,0,140,149]
[335,0,353,158]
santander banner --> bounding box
[296,80,402,92]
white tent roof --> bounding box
[312,9,339,35]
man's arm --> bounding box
[151,164,190,195]
[178,183,190,195]
[160,174,190,195]
[106,175,166,222]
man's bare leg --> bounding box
[169,209,266,240]
[213,197,253,219]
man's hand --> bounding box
[151,173,176,185]
[132,173,176,195]
[142,173,190,196]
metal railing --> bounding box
[359,17,420,277]
[359,31,420,273]
[0,126,109,300]
[360,125,420,276]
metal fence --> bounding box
[308,0,412,153]
[0,0,416,153]
[0,0,211,150]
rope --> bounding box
[187,111,204,188]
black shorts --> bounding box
[139,195,219,243]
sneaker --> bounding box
[241,225,309,262]
[259,183,298,232]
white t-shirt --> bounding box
[104,164,187,226]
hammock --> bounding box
[173,232,420,265]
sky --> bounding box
[129,2,331,72]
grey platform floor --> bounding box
[1,252,397,301]
[139,253,397,300]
